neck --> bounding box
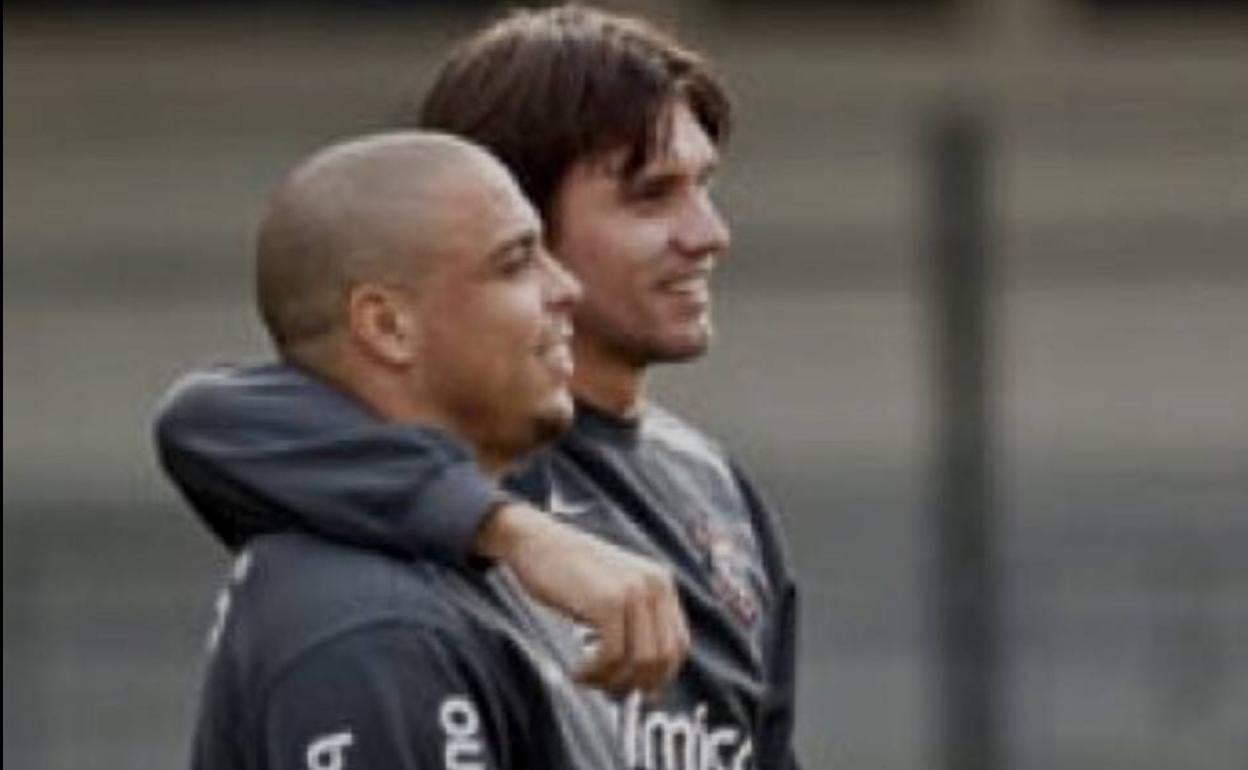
[569,334,648,420]
[472,448,512,481]
[322,352,511,480]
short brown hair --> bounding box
[406,4,731,221]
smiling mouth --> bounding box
[657,268,712,294]
[536,325,575,379]
[542,342,574,379]
[656,275,711,310]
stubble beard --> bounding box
[533,406,574,445]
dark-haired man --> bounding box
[182,131,627,769]
[158,6,800,769]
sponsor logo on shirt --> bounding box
[440,696,485,770]
[305,730,353,770]
[609,692,753,770]
[690,519,762,628]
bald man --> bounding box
[181,132,625,770]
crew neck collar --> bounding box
[573,397,644,442]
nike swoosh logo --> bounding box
[548,487,594,518]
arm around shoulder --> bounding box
[153,362,505,564]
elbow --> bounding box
[151,366,231,458]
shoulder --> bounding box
[642,404,782,498]
[236,604,529,770]
[642,404,791,546]
[218,534,495,683]
[640,403,731,467]
[153,362,361,434]
[156,361,301,413]
[639,404,763,505]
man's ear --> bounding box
[346,283,420,366]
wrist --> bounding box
[473,499,543,561]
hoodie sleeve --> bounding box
[153,362,505,566]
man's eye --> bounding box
[637,182,666,199]
[625,178,676,204]
[498,244,536,276]
[640,183,672,201]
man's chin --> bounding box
[649,326,712,364]
[532,395,575,444]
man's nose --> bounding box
[542,251,583,309]
[673,189,731,258]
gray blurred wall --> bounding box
[5,2,1247,768]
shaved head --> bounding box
[249,129,577,467]
[255,131,506,366]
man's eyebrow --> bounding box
[487,228,540,264]
[636,154,719,184]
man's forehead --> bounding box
[432,167,539,247]
[590,101,719,181]
[433,157,525,208]
[653,102,718,170]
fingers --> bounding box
[617,583,660,693]
[629,570,686,694]
[496,514,690,696]
[575,568,685,696]
[576,597,626,689]
[575,583,638,693]
[652,576,691,689]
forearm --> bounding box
[154,362,504,564]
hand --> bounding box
[474,501,689,695]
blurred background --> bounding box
[4,1,1246,768]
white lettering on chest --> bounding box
[305,730,353,770]
[441,696,485,770]
[610,693,754,770]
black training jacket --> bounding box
[156,362,801,770]
[191,531,623,770]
